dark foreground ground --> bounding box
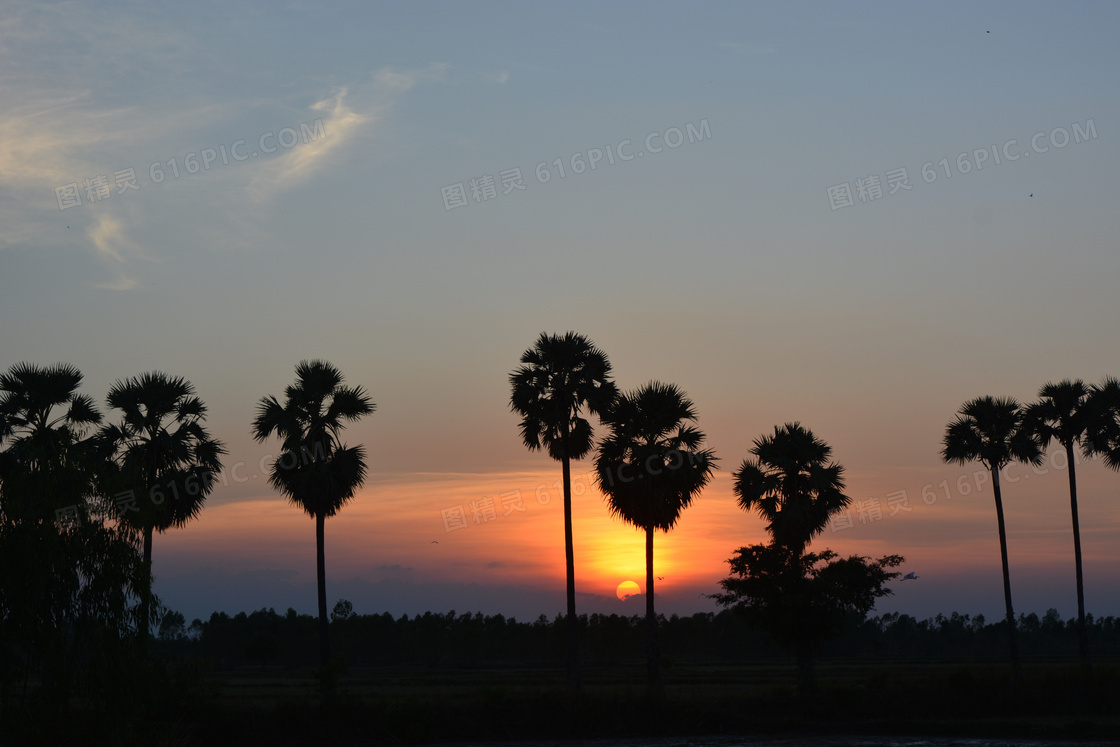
[6,658,1119,745]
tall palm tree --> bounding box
[1022,380,1094,662]
[509,332,617,688]
[252,360,373,693]
[99,372,226,643]
[733,422,850,556]
[942,396,1041,672]
[595,381,716,687]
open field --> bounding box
[176,658,1120,745]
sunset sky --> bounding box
[2,1,1118,626]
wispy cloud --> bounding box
[246,88,369,201]
[86,213,141,291]
[94,275,139,292]
[374,62,449,92]
[86,214,133,264]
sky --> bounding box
[2,0,1118,626]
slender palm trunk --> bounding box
[140,526,153,646]
[561,448,581,688]
[645,525,660,688]
[991,467,1020,673]
[316,511,332,695]
[1066,442,1088,663]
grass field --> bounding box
[177,658,1120,745]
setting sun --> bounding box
[615,580,641,600]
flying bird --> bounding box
[431,540,439,544]
[902,572,919,580]
[657,576,665,581]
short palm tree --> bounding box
[942,396,1041,672]
[1022,380,1094,662]
[733,422,850,556]
[253,360,373,692]
[595,381,716,687]
[100,372,226,643]
[510,332,617,688]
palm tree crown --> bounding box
[252,360,374,518]
[1086,376,1120,469]
[1023,380,1093,453]
[510,331,617,461]
[0,362,101,474]
[596,382,717,531]
[733,422,848,555]
[942,396,1042,472]
[100,372,226,533]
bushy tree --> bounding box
[715,423,902,692]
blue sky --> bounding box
[2,0,1119,624]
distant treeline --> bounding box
[161,605,1120,670]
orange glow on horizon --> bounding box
[155,455,1120,615]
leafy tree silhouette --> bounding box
[942,396,1041,673]
[510,332,616,687]
[714,422,901,693]
[1022,380,1096,663]
[0,363,146,711]
[98,372,226,645]
[595,381,716,688]
[253,360,373,696]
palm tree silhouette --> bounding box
[252,360,373,694]
[99,372,226,644]
[0,362,101,484]
[509,332,616,688]
[595,381,716,687]
[730,422,850,689]
[942,396,1041,673]
[1022,380,1095,663]
[733,422,849,557]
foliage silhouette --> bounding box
[942,395,1042,673]
[716,422,901,692]
[1086,376,1120,469]
[98,371,226,645]
[510,331,617,687]
[252,360,374,696]
[595,381,716,688]
[0,363,149,719]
